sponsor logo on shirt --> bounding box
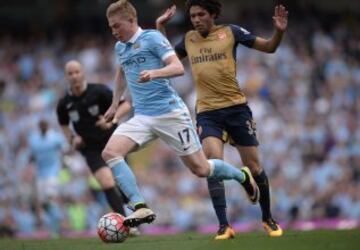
[190,47,227,64]
[123,57,146,67]
[218,32,227,40]
[132,43,140,49]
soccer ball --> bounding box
[97,212,129,243]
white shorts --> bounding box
[36,177,60,202]
[113,109,202,156]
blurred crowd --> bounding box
[0,7,360,237]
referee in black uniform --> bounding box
[56,60,131,216]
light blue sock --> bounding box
[208,159,245,183]
[107,158,145,206]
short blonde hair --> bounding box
[106,0,137,20]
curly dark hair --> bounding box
[185,0,222,19]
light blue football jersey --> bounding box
[115,28,187,116]
[28,130,67,179]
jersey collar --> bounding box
[127,27,143,44]
[68,81,88,96]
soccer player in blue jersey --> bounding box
[28,119,68,237]
[156,0,288,238]
[101,0,259,228]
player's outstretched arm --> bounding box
[155,5,187,61]
[156,5,176,36]
[104,67,127,122]
[138,54,184,83]
[252,5,289,53]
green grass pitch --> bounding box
[2,230,359,250]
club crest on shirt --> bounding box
[88,105,100,116]
[132,43,140,49]
[218,32,227,40]
[69,110,80,122]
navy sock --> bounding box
[104,187,126,216]
[117,186,129,204]
[254,171,272,221]
[207,177,229,226]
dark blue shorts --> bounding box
[196,104,259,146]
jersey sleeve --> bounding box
[56,99,70,126]
[229,24,256,48]
[148,31,176,61]
[174,37,187,58]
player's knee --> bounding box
[97,177,114,189]
[99,178,115,189]
[101,147,115,162]
[101,149,109,161]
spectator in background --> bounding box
[0,79,6,128]
[0,79,5,96]
[28,119,68,237]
